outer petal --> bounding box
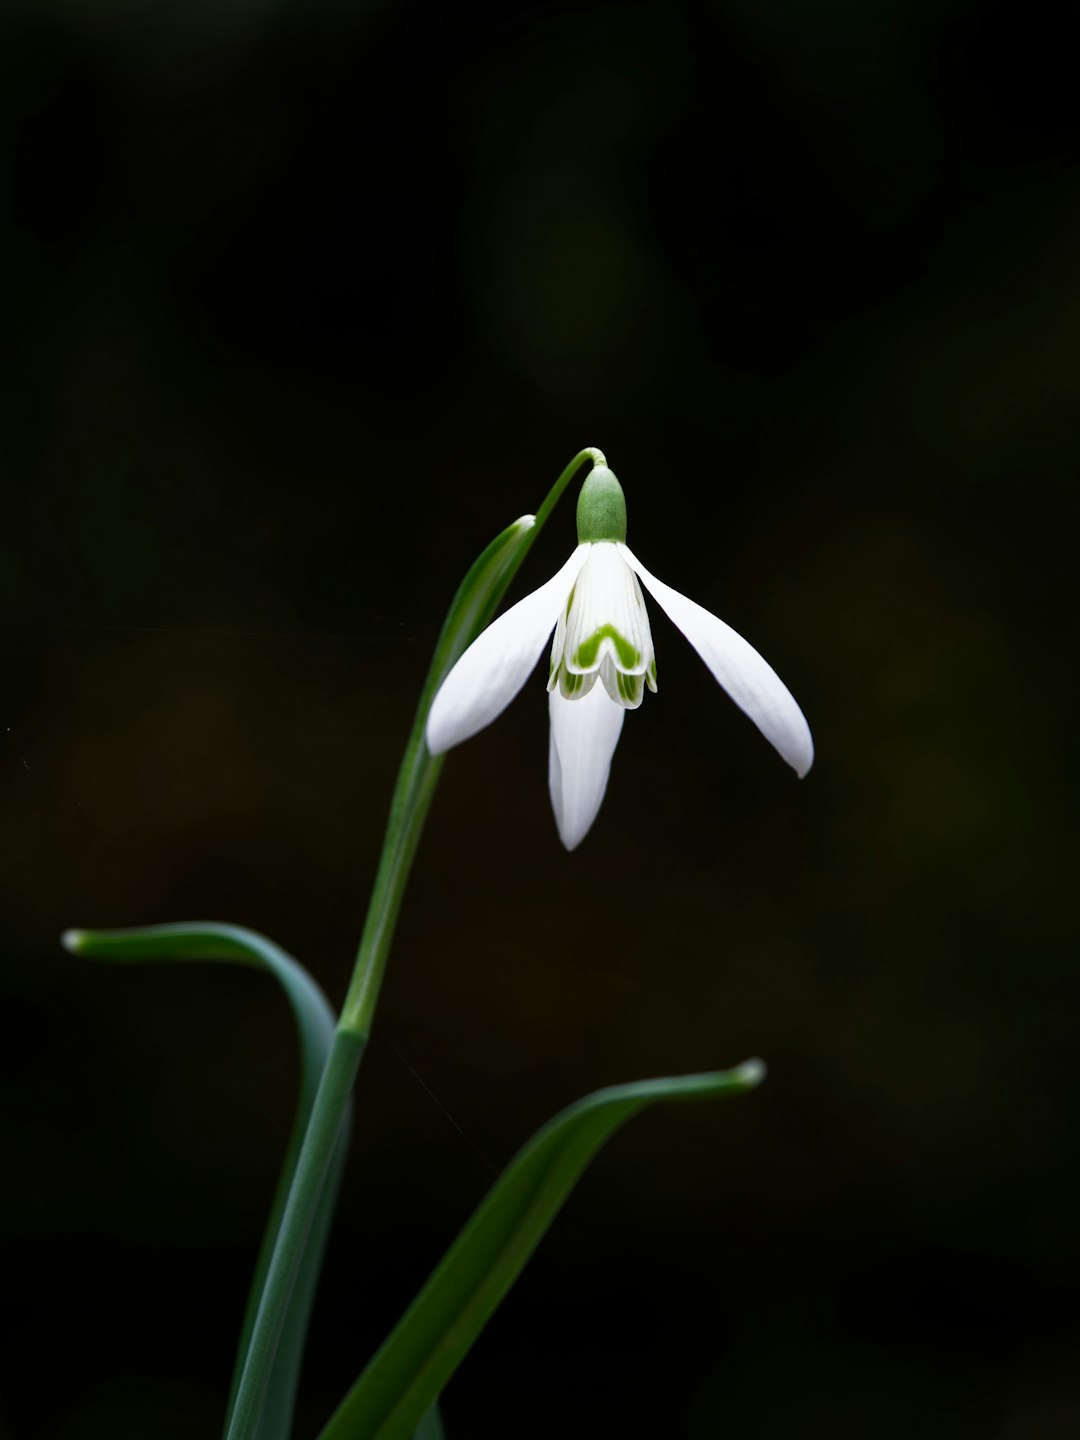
[427,545,590,754]
[619,544,814,777]
[548,683,625,851]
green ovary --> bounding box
[574,624,640,670]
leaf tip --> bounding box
[736,1058,767,1089]
[60,928,87,954]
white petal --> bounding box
[598,654,644,708]
[562,541,653,676]
[557,668,599,700]
[426,545,590,754]
[548,683,625,850]
[619,544,814,777]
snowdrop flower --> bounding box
[427,464,813,849]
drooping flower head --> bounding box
[427,462,812,849]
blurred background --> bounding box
[1,0,1077,1435]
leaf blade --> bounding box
[412,1405,446,1440]
[63,922,343,1440]
[317,1061,765,1440]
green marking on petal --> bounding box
[616,671,644,705]
[561,669,587,696]
[574,624,641,670]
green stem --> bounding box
[342,444,604,1037]
[341,725,444,1036]
[225,446,604,1440]
[535,446,605,533]
[226,1029,365,1440]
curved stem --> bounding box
[343,446,604,1038]
[534,446,605,532]
[225,447,604,1440]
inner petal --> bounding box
[564,542,654,677]
[576,623,642,670]
[557,667,599,700]
[598,655,645,708]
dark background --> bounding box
[1,0,1077,1436]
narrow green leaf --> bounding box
[412,1404,446,1440]
[317,1061,765,1440]
[62,922,343,1440]
[424,515,537,705]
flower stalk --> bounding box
[226,1029,363,1440]
[224,447,604,1440]
[343,444,606,1036]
